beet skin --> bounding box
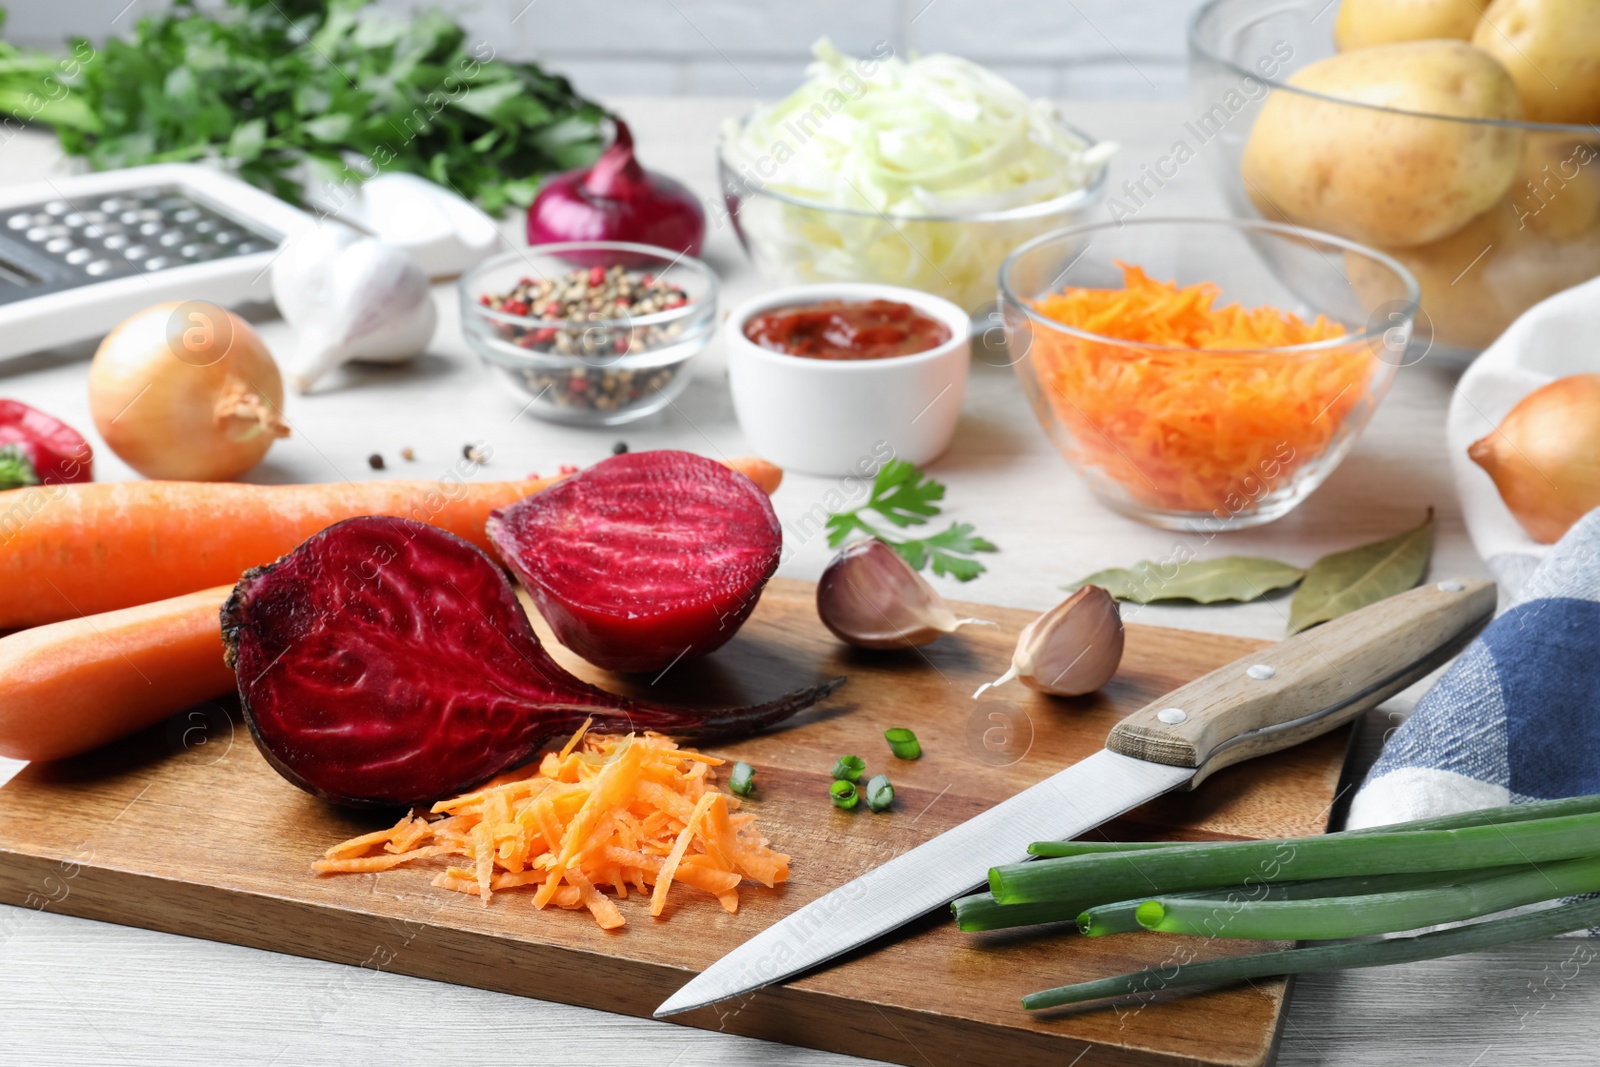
[221,515,840,807]
[487,449,782,673]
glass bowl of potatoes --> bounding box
[1190,0,1600,362]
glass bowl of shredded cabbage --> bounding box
[719,40,1114,315]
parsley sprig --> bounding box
[825,460,997,581]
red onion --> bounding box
[526,119,705,257]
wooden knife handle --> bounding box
[1106,578,1497,787]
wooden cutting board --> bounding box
[0,577,1350,1067]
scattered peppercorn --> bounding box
[463,443,489,466]
[367,453,385,470]
[612,441,629,455]
[400,447,415,462]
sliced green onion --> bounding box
[885,728,921,760]
[1138,854,1600,940]
[991,811,1600,906]
[728,761,755,797]
[865,774,894,813]
[831,755,865,782]
[1023,895,1600,1010]
[830,779,859,809]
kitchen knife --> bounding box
[655,577,1496,1018]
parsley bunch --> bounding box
[825,460,997,581]
[3,0,606,214]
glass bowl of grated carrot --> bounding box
[998,217,1419,530]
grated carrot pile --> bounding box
[1028,263,1375,515]
[311,722,788,930]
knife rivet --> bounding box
[1157,707,1188,724]
[1437,580,1465,593]
[1246,664,1276,680]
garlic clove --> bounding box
[284,238,437,393]
[975,585,1123,698]
[817,539,992,649]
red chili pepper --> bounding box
[0,400,93,490]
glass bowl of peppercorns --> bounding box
[460,242,718,426]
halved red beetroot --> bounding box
[221,515,840,807]
[487,449,782,673]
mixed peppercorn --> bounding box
[478,264,696,413]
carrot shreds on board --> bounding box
[312,844,454,874]
[1029,262,1374,515]
[651,793,717,918]
[312,733,788,930]
[323,811,413,859]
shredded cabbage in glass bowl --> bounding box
[719,40,1116,312]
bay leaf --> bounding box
[1069,556,1307,604]
[1287,510,1434,635]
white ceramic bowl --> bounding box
[726,283,972,477]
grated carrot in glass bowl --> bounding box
[311,723,787,930]
[1000,221,1414,530]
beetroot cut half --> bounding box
[487,449,783,673]
[221,515,842,808]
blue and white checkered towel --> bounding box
[1347,508,1600,829]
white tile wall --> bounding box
[6,0,1207,100]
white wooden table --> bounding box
[0,97,1593,1067]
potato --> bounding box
[1473,0,1600,124]
[1242,41,1525,248]
[1347,158,1600,349]
[1335,0,1483,50]
[1509,134,1600,239]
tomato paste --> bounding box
[743,299,951,360]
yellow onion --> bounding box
[89,301,289,481]
[1469,373,1600,544]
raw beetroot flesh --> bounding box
[487,450,782,673]
[220,515,841,807]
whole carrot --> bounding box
[0,585,236,761]
[0,456,781,630]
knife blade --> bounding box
[655,577,1496,1018]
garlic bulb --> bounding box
[271,223,359,324]
[816,539,992,649]
[271,226,437,393]
[976,585,1124,698]
[1468,373,1600,544]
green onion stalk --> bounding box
[990,812,1600,906]
[1024,895,1600,1010]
